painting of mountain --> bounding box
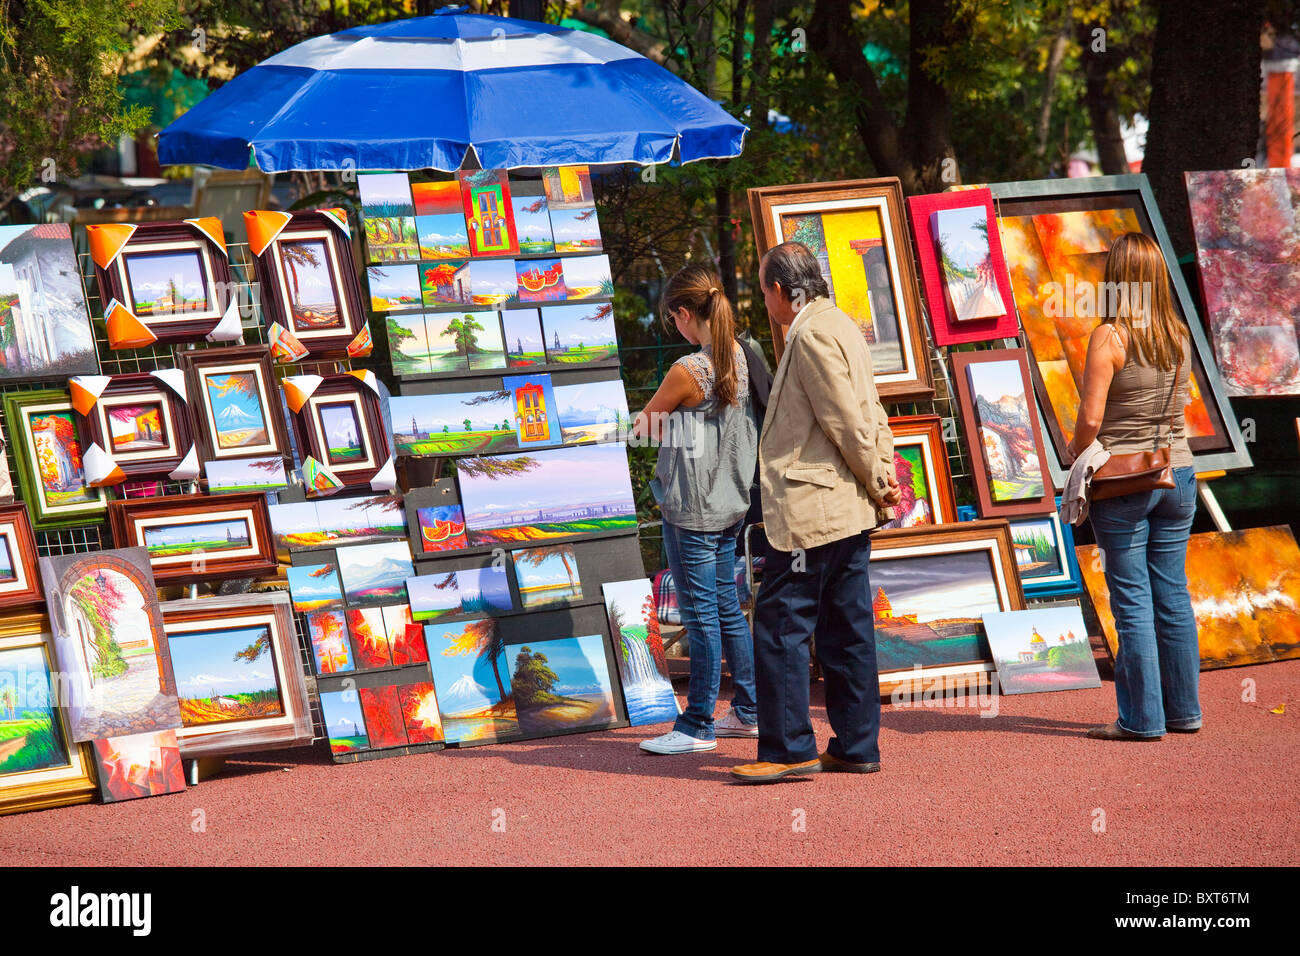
[554,380,629,444]
[932,205,1005,321]
[603,579,677,725]
[335,541,414,607]
[423,617,519,745]
[967,359,1044,502]
[320,689,368,754]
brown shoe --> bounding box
[819,752,881,773]
[730,758,822,784]
[1086,720,1161,741]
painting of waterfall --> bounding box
[602,579,678,725]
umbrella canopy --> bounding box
[157,10,746,172]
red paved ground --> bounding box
[3,655,1296,867]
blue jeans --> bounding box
[1089,465,1201,736]
[661,518,758,739]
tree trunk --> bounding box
[1036,26,1071,159]
[750,0,775,132]
[1144,0,1264,257]
[1077,21,1130,174]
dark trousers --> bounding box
[753,531,881,764]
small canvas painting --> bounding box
[879,444,934,530]
[142,517,251,559]
[206,455,288,494]
[540,303,617,365]
[415,214,471,260]
[270,495,405,551]
[421,260,472,307]
[966,359,1044,502]
[512,545,582,609]
[1009,515,1065,581]
[411,179,463,217]
[457,565,513,614]
[388,313,434,376]
[603,578,677,725]
[306,609,354,674]
[336,540,414,607]
[0,644,71,776]
[982,607,1100,695]
[204,371,270,451]
[278,238,344,331]
[423,617,519,745]
[367,264,422,312]
[559,255,613,300]
[509,634,618,736]
[458,442,637,546]
[511,181,555,254]
[169,623,286,726]
[391,391,517,456]
[932,205,1005,321]
[317,401,365,466]
[503,373,561,448]
[466,310,507,371]
[286,562,344,614]
[358,172,415,218]
[364,216,418,264]
[555,380,629,444]
[346,606,391,669]
[516,258,567,303]
[123,249,209,316]
[458,168,519,257]
[542,166,594,209]
[501,308,546,368]
[407,571,460,622]
[398,682,444,744]
[549,205,602,254]
[470,259,519,307]
[0,223,98,380]
[416,504,469,553]
[422,313,474,373]
[320,689,368,754]
[383,604,427,665]
[358,686,409,748]
[92,730,185,803]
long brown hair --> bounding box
[660,264,739,406]
[1101,232,1188,369]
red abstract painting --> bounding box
[91,730,186,803]
[358,686,408,748]
[398,682,444,744]
[346,607,391,669]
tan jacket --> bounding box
[759,297,896,552]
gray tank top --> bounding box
[654,343,758,532]
[1096,333,1194,470]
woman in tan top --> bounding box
[1066,232,1201,741]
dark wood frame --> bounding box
[246,209,369,357]
[747,177,934,402]
[108,492,277,585]
[90,219,235,345]
[0,613,97,815]
[177,345,291,466]
[160,592,312,758]
[951,348,1056,518]
[880,414,958,529]
[988,174,1252,484]
[867,520,1027,697]
[288,374,392,491]
[0,503,42,609]
[2,389,110,531]
[72,372,195,484]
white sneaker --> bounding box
[639,730,717,755]
[714,707,759,738]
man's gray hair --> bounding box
[761,241,830,303]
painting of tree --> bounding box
[511,646,561,707]
[442,618,508,704]
[66,569,131,680]
[442,313,484,356]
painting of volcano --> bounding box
[335,541,414,607]
[320,689,368,754]
[423,617,519,745]
[358,685,408,749]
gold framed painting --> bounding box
[0,613,97,815]
[748,178,933,402]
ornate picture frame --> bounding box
[2,389,110,531]
[176,345,292,467]
[69,371,197,486]
[0,502,42,609]
[879,414,958,531]
[283,373,393,492]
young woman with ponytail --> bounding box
[632,264,760,754]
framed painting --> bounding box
[989,174,1251,484]
[87,218,240,348]
[1078,525,1300,669]
[981,606,1100,695]
[878,414,956,531]
[108,492,277,585]
[160,592,312,757]
[867,521,1026,694]
[0,223,99,382]
[747,178,933,401]
[951,349,1055,518]
[39,547,182,742]
[957,498,1082,597]
[906,188,1019,345]
[3,389,110,531]
[177,345,292,465]
[0,613,97,815]
[70,372,197,485]
[283,373,393,491]
[0,503,41,609]
[243,209,370,358]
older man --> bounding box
[730,241,901,784]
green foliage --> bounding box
[91,653,128,680]
[511,645,562,707]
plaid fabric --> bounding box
[653,557,762,625]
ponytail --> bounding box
[661,264,740,406]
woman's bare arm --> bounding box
[631,363,702,443]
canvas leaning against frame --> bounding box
[950,349,1054,518]
[160,592,312,758]
[87,217,241,348]
[981,606,1101,695]
[747,178,933,402]
[69,371,197,486]
[0,613,97,815]
[108,492,277,586]
[177,345,292,467]
[957,498,1082,597]
[867,521,1026,694]
[3,389,110,531]
[878,414,957,530]
[989,174,1251,486]
[243,208,370,358]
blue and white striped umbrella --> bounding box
[158,10,747,171]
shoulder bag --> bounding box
[1088,352,1182,502]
